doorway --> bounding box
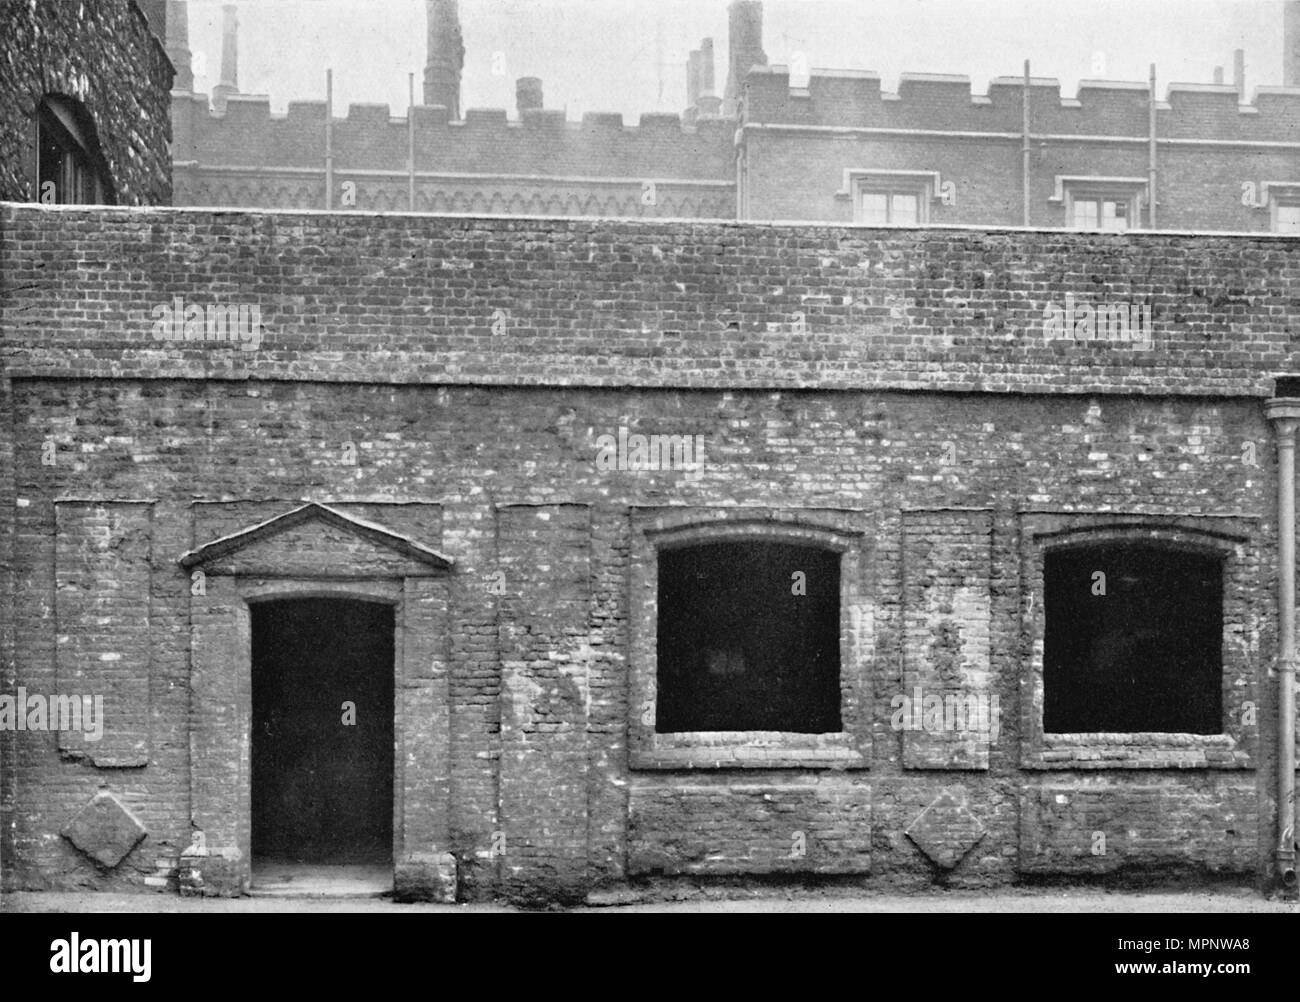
[250,597,395,883]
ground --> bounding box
[2,888,1296,913]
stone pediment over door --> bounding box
[178,501,454,577]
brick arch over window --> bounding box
[629,508,873,770]
[35,94,115,205]
[1018,514,1256,769]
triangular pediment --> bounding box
[179,502,453,576]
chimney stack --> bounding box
[697,38,721,116]
[1213,66,1224,85]
[516,77,543,116]
[1234,47,1245,96]
[687,49,702,110]
[165,0,193,92]
[424,0,465,118]
[1287,1,1300,86]
[212,3,239,113]
[724,1,767,118]
[685,39,719,120]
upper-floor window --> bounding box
[860,190,922,226]
[1272,198,1300,234]
[1052,176,1146,232]
[838,169,940,226]
[35,96,114,205]
[1070,194,1131,231]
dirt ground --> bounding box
[3,887,1296,912]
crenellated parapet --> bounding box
[742,66,1300,142]
[172,92,735,181]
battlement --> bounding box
[743,66,1300,141]
[172,92,735,180]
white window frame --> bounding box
[1265,182,1300,233]
[837,169,940,226]
[1050,175,1147,232]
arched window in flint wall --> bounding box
[35,95,116,205]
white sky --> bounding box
[181,0,1288,119]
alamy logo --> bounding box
[0,688,103,742]
[595,426,707,481]
[1043,293,1152,344]
[150,296,264,351]
[890,686,1001,742]
[50,934,151,982]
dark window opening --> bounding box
[1043,544,1222,734]
[35,96,115,205]
[656,540,842,733]
[252,598,394,865]
[1274,376,1300,398]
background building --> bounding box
[167,0,1300,233]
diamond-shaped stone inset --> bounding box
[906,789,986,869]
[61,791,147,868]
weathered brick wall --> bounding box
[497,504,592,903]
[0,207,1291,898]
[3,207,1300,396]
[0,382,1276,894]
[0,0,173,205]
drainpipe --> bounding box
[1266,395,1300,893]
[325,68,334,210]
[1147,64,1157,230]
[408,72,416,211]
[1022,59,1031,227]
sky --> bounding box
[180,0,1290,120]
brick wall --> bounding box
[0,207,1292,899]
[0,0,173,205]
[4,207,1300,395]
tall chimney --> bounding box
[166,0,193,92]
[687,49,702,110]
[1287,2,1300,86]
[724,1,767,118]
[516,77,543,116]
[211,3,238,113]
[700,38,716,98]
[1234,47,1245,96]
[424,0,465,118]
[697,38,721,116]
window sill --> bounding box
[632,730,867,770]
[1024,732,1250,769]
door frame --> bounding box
[247,587,400,872]
[185,572,454,897]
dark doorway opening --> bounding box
[251,597,395,866]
